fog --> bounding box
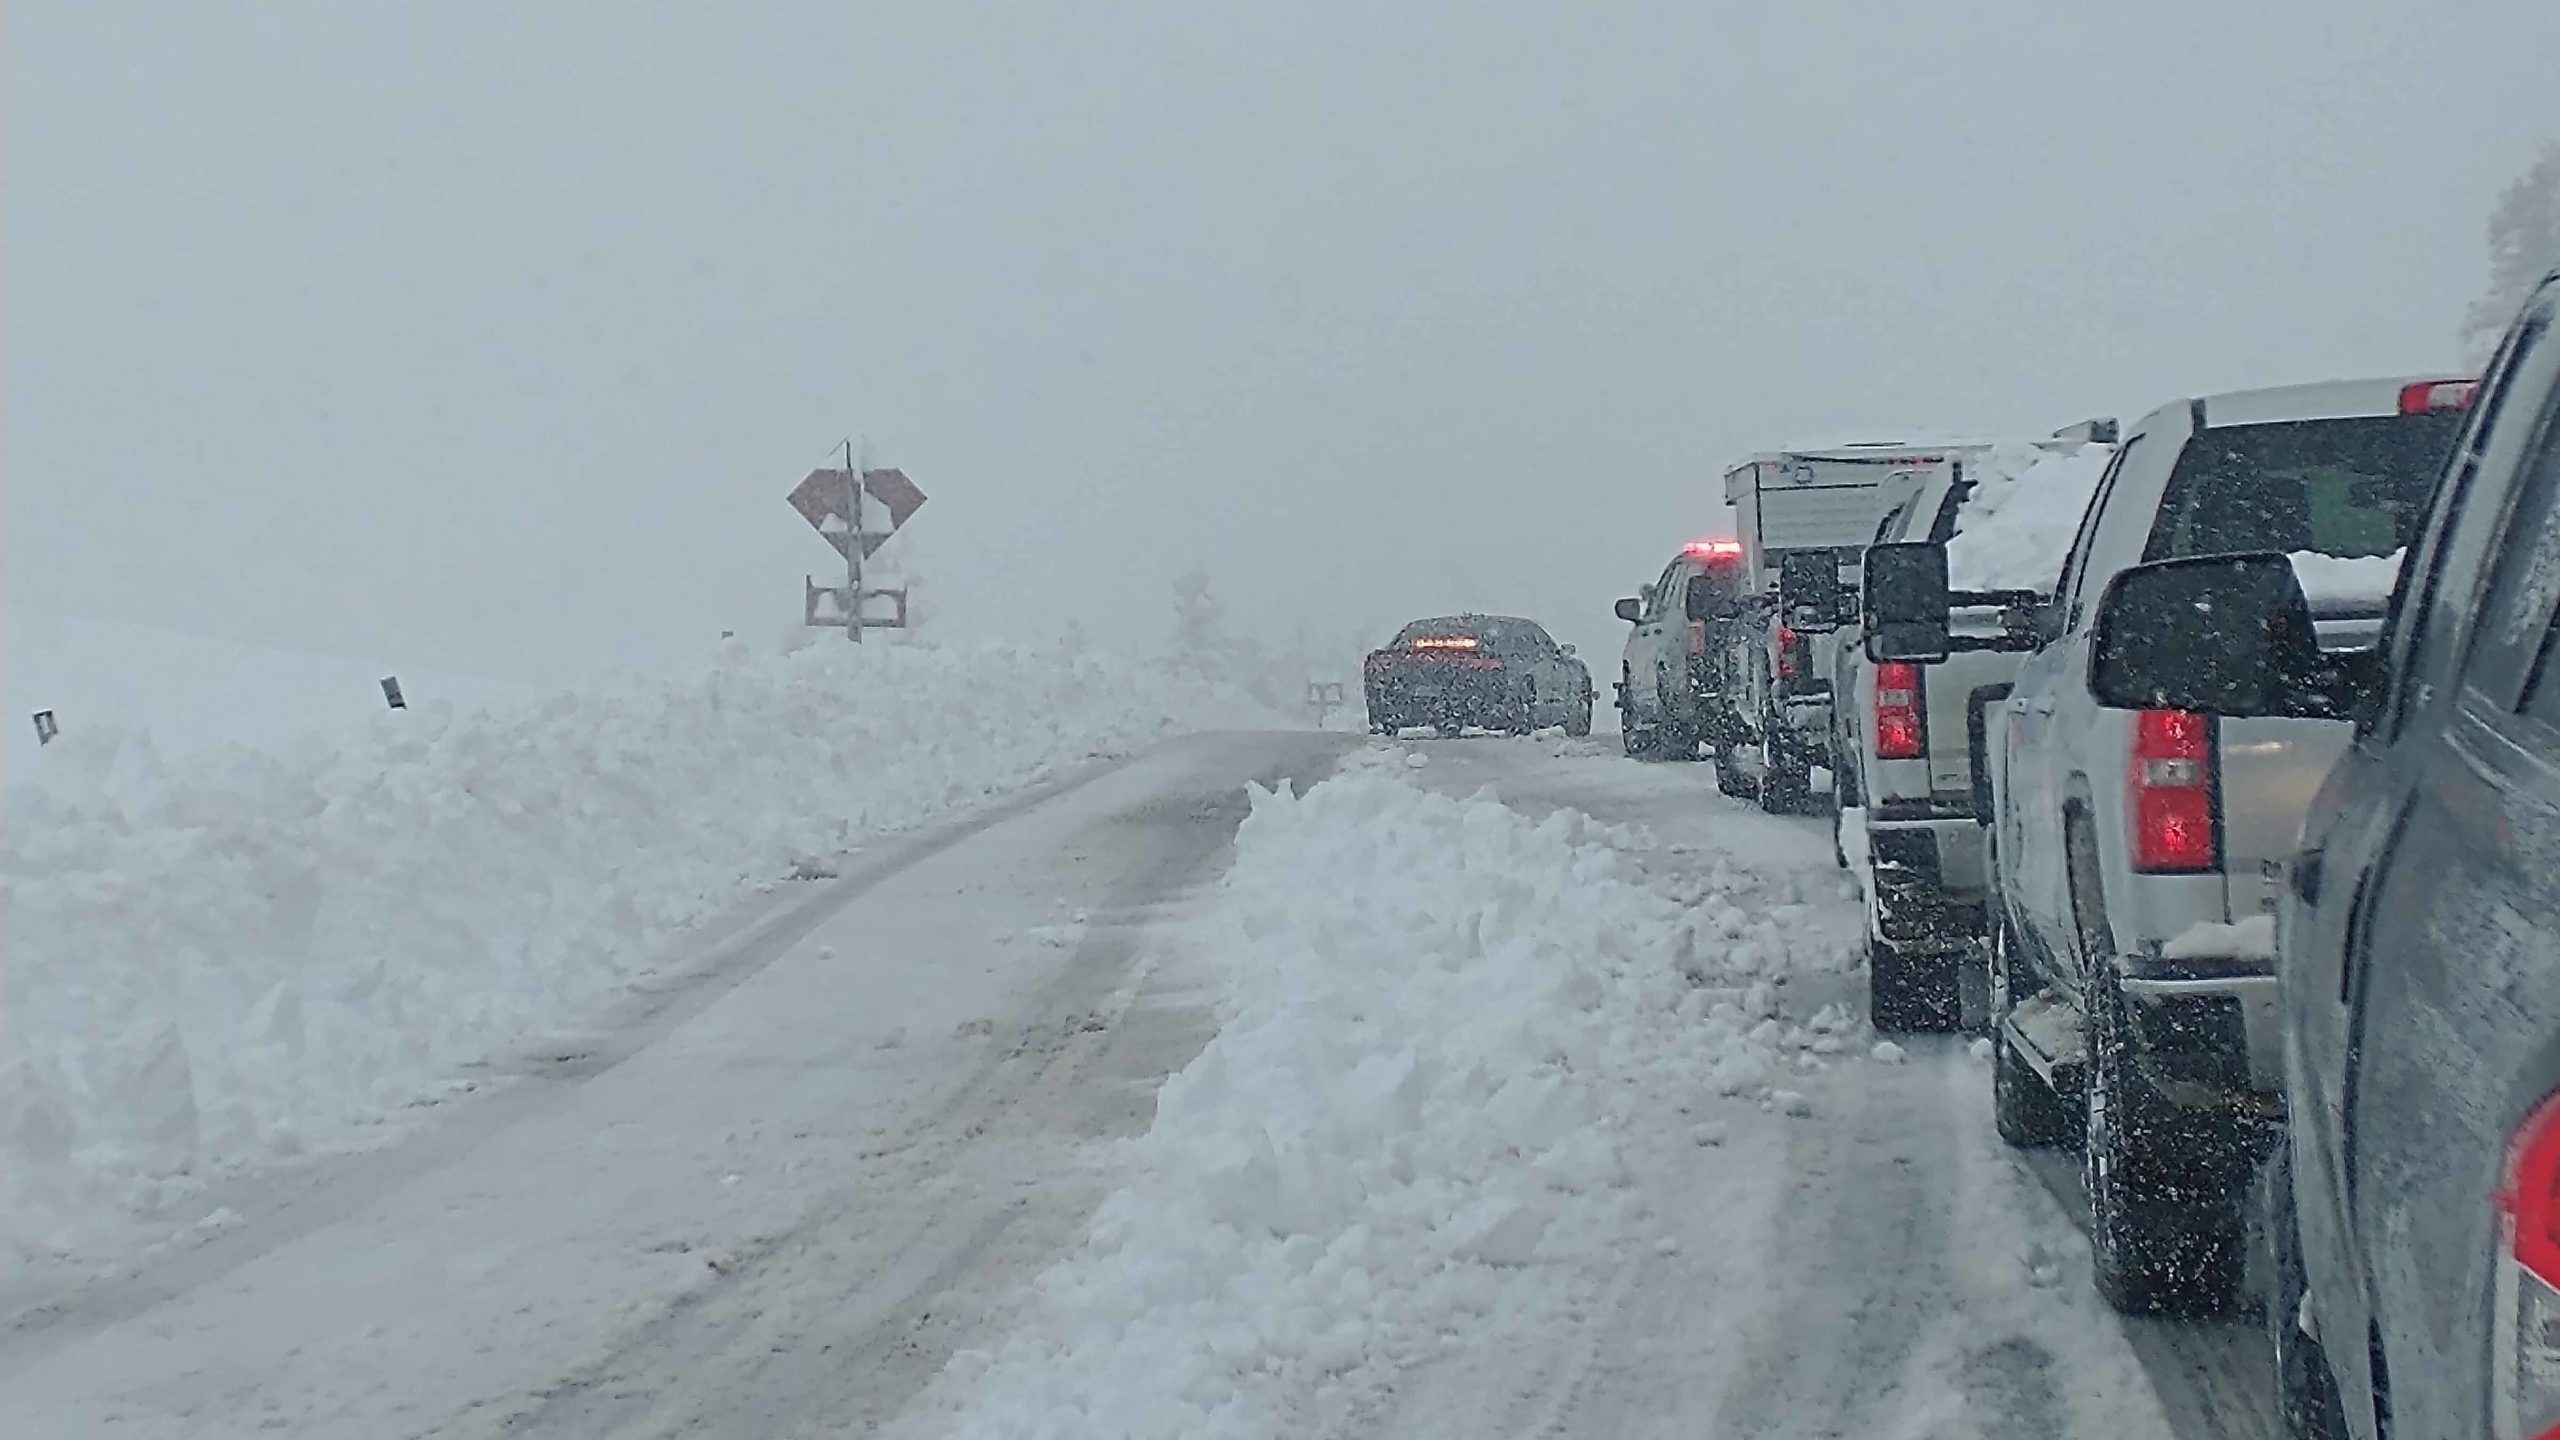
[8,1,2556,684]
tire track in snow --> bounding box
[442,741,1350,1439]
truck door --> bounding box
[2003,439,2136,966]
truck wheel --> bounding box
[2259,1148,2350,1440]
[1712,742,1752,796]
[1990,910,2076,1149]
[2085,971,2243,1314]
[1757,737,1808,814]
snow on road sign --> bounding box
[788,467,928,559]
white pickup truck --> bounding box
[1716,443,1980,811]
[1864,374,2476,1315]
[1829,434,2115,1030]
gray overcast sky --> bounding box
[7,1,2557,681]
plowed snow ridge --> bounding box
[0,640,1268,1278]
[896,758,1857,1439]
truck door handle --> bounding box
[2019,699,2054,716]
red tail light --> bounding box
[2129,709,2217,872]
[1777,627,1801,682]
[1873,662,1924,760]
[1687,621,1707,657]
[2400,378,2478,414]
[2495,1092,2560,1440]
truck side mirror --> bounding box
[1614,596,1643,624]
[2087,553,2358,720]
[1778,553,1843,633]
[1862,542,1950,662]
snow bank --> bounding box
[1944,441,2114,593]
[2,606,530,788]
[903,770,1840,1438]
[0,640,1270,1274]
[2289,549,2406,610]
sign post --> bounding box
[789,444,927,640]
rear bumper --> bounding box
[1366,674,1519,726]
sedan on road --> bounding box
[1364,614,1593,736]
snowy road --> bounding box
[2,730,2271,1437]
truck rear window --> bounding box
[2143,412,2463,562]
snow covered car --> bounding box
[1867,372,2473,1314]
[1613,539,1748,768]
[1363,615,1593,735]
[2247,271,2560,1440]
[1829,435,2113,1031]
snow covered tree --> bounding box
[1169,569,1225,660]
[2465,139,2560,360]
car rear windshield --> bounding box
[2142,411,2463,562]
[1395,618,1552,654]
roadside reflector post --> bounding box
[380,676,406,710]
[32,710,58,745]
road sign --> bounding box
[791,448,928,641]
[788,467,927,559]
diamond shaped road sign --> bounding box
[788,467,927,559]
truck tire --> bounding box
[1712,742,1752,796]
[1990,910,2076,1149]
[2258,1148,2350,1440]
[1757,734,1808,814]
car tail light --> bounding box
[1777,626,1801,682]
[2128,709,2217,873]
[2400,378,2479,414]
[2495,1092,2560,1440]
[1688,621,1708,656]
[1874,662,1924,760]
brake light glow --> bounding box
[2400,378,2479,414]
[1874,662,1924,760]
[2495,1092,2560,1440]
[1777,626,1801,682]
[1411,636,1480,651]
[1684,538,1745,561]
[2129,709,2217,873]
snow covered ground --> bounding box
[0,636,1271,1292]
[895,739,2182,1440]
[0,727,2261,1437]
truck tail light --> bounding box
[2495,1092,2560,1440]
[1688,621,1707,656]
[2128,709,2218,873]
[2400,378,2479,414]
[1777,626,1801,682]
[1874,662,1924,760]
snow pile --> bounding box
[1944,441,2114,593]
[2289,548,2406,610]
[0,640,1271,1273]
[903,771,1839,1439]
